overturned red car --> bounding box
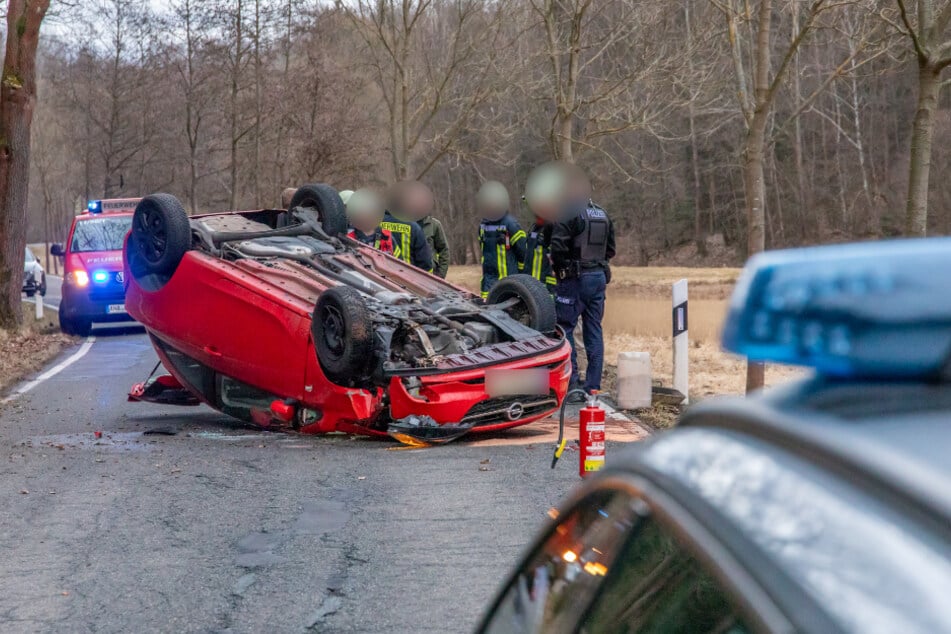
[125,184,571,437]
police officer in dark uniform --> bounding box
[477,181,526,299]
[382,181,433,272]
[550,187,616,398]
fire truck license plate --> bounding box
[107,304,126,314]
[485,369,548,397]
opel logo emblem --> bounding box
[116,271,124,283]
[506,402,525,421]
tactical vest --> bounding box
[573,205,609,264]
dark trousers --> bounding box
[480,273,499,299]
[555,269,607,391]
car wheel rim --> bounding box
[322,305,346,356]
[135,207,167,264]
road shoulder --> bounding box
[0,307,81,400]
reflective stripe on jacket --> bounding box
[479,212,526,292]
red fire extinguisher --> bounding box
[552,389,606,477]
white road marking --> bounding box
[1,336,96,403]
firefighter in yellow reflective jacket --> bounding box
[522,218,557,293]
[477,181,526,299]
[382,181,433,271]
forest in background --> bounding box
[23,0,951,265]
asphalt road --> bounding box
[43,275,62,309]
[0,331,632,633]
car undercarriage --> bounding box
[187,209,560,387]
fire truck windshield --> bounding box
[70,216,133,253]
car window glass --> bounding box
[642,428,951,634]
[483,489,643,634]
[70,216,133,252]
[24,247,35,263]
[581,518,750,634]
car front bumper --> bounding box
[60,281,131,323]
[385,342,572,433]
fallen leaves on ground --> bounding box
[0,307,75,394]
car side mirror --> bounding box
[476,486,644,634]
[50,243,64,257]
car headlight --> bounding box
[67,270,90,287]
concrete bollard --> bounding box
[34,291,43,320]
[672,279,689,404]
[616,351,652,409]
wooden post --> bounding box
[672,279,689,404]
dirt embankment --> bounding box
[0,303,74,394]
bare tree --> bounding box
[12,0,943,279]
[0,0,51,330]
[712,0,870,391]
[339,0,510,180]
[167,0,214,213]
[526,0,681,165]
[891,0,951,236]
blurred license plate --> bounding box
[485,369,548,397]
[107,304,125,314]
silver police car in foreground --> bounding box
[477,239,951,634]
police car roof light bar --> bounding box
[722,237,951,380]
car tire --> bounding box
[38,273,47,297]
[25,289,35,298]
[59,307,91,338]
[487,274,557,333]
[72,319,92,338]
[288,184,348,237]
[312,286,373,383]
[130,194,191,278]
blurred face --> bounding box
[477,181,510,221]
[347,189,385,234]
[524,164,565,223]
[403,182,435,221]
[564,165,591,209]
[524,162,591,223]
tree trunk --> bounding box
[229,0,243,210]
[905,61,940,237]
[0,0,50,330]
[790,3,809,242]
[685,1,705,256]
[742,0,773,393]
[744,113,768,257]
[744,116,768,392]
[252,0,262,207]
